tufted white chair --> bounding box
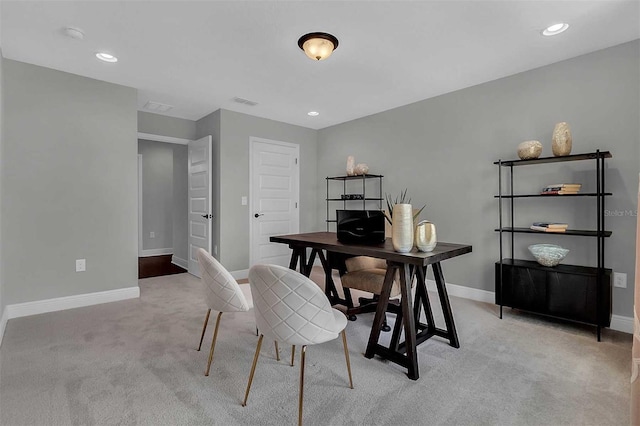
[196,248,252,376]
[242,264,353,426]
[196,249,290,376]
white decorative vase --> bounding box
[415,220,437,252]
[552,122,572,156]
[346,156,356,176]
[392,204,413,253]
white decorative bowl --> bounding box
[517,140,543,160]
[528,244,569,267]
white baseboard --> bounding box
[0,307,8,348]
[610,314,634,334]
[231,269,249,280]
[6,286,140,320]
[139,248,173,257]
[171,255,188,269]
[425,279,633,334]
[425,279,495,304]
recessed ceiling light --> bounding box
[308,111,320,116]
[96,52,118,63]
[542,23,569,36]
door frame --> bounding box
[136,132,192,262]
[138,154,143,256]
[248,137,300,267]
[138,132,190,145]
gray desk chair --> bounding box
[340,256,402,331]
[339,215,408,330]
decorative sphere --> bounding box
[354,163,369,175]
[517,140,543,160]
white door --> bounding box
[188,136,212,277]
[250,138,299,267]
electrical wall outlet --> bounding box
[613,272,627,288]
[241,196,247,206]
[214,245,218,255]
[150,231,155,238]
[76,259,86,272]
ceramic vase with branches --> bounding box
[385,189,425,253]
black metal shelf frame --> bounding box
[496,150,611,341]
[495,227,612,237]
[493,193,612,198]
[326,174,384,231]
[326,198,384,201]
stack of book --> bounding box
[540,183,581,195]
[530,222,569,232]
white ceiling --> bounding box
[2,1,639,130]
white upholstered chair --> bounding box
[242,264,354,426]
[196,248,251,376]
[196,249,290,376]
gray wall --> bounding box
[138,111,197,141]
[197,109,318,271]
[138,140,174,251]
[2,60,138,304]
[317,40,640,318]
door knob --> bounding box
[201,214,212,219]
[254,213,264,218]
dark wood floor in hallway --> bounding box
[138,255,186,279]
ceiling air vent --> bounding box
[143,101,174,113]
[233,97,258,106]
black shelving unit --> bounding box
[494,150,613,341]
[326,174,383,231]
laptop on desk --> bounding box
[336,210,386,244]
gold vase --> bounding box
[552,122,572,156]
[415,220,437,252]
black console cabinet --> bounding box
[495,260,611,327]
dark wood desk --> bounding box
[270,232,472,380]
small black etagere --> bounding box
[326,174,383,231]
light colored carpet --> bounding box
[0,269,632,425]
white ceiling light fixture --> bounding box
[298,32,339,61]
[307,111,320,116]
[542,23,569,36]
[96,52,118,63]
